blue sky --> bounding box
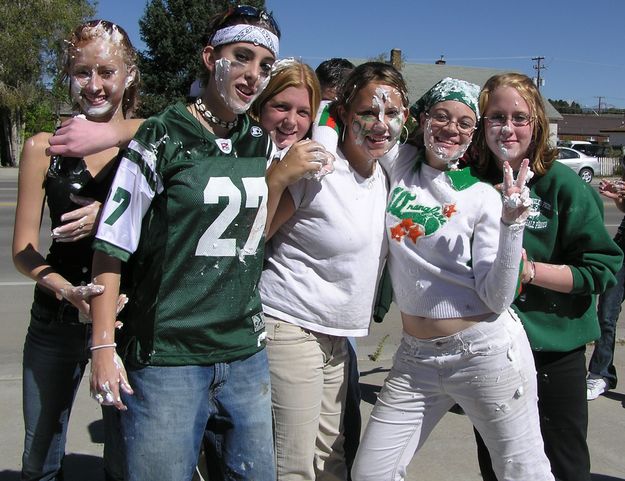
[97,0,625,109]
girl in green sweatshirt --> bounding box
[472,72,623,481]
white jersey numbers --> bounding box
[195,176,267,257]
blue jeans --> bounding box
[588,260,624,388]
[22,303,124,481]
[121,349,275,481]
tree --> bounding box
[137,0,265,117]
[0,0,95,166]
[23,90,58,139]
[548,99,583,114]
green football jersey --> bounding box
[94,102,272,367]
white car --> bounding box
[556,147,599,183]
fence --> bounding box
[598,157,622,177]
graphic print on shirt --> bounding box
[525,196,551,230]
[387,185,457,243]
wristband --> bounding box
[90,343,117,351]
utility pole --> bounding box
[594,96,604,114]
[532,56,545,91]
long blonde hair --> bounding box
[474,72,557,177]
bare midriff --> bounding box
[401,311,492,339]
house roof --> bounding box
[558,114,625,137]
[347,59,562,121]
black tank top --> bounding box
[33,154,119,316]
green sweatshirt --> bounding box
[513,162,622,351]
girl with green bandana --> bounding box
[351,78,554,481]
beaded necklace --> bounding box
[194,97,238,129]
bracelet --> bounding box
[90,343,117,351]
[527,260,536,284]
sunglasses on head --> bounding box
[216,5,280,37]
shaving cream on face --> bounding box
[374,87,404,152]
[214,58,270,114]
[69,36,131,120]
[424,117,470,168]
[351,119,366,145]
[356,87,404,151]
[386,115,403,147]
[345,83,406,164]
[71,75,117,118]
[373,87,388,123]
[495,124,515,161]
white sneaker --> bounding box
[586,374,609,400]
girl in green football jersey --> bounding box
[86,6,317,481]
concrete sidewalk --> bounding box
[1,298,624,480]
[1,164,624,480]
[0,166,18,179]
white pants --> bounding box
[265,316,349,481]
[352,309,554,481]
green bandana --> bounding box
[410,77,481,123]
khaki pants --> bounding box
[266,316,349,481]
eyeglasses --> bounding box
[426,112,476,135]
[483,113,534,127]
[215,5,281,37]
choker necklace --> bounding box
[194,97,238,129]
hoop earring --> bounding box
[400,124,409,145]
[340,125,346,144]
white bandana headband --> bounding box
[211,24,279,58]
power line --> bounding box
[594,96,604,114]
[405,55,535,62]
[532,56,545,91]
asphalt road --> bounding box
[1,167,624,481]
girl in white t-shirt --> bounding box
[260,62,408,481]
